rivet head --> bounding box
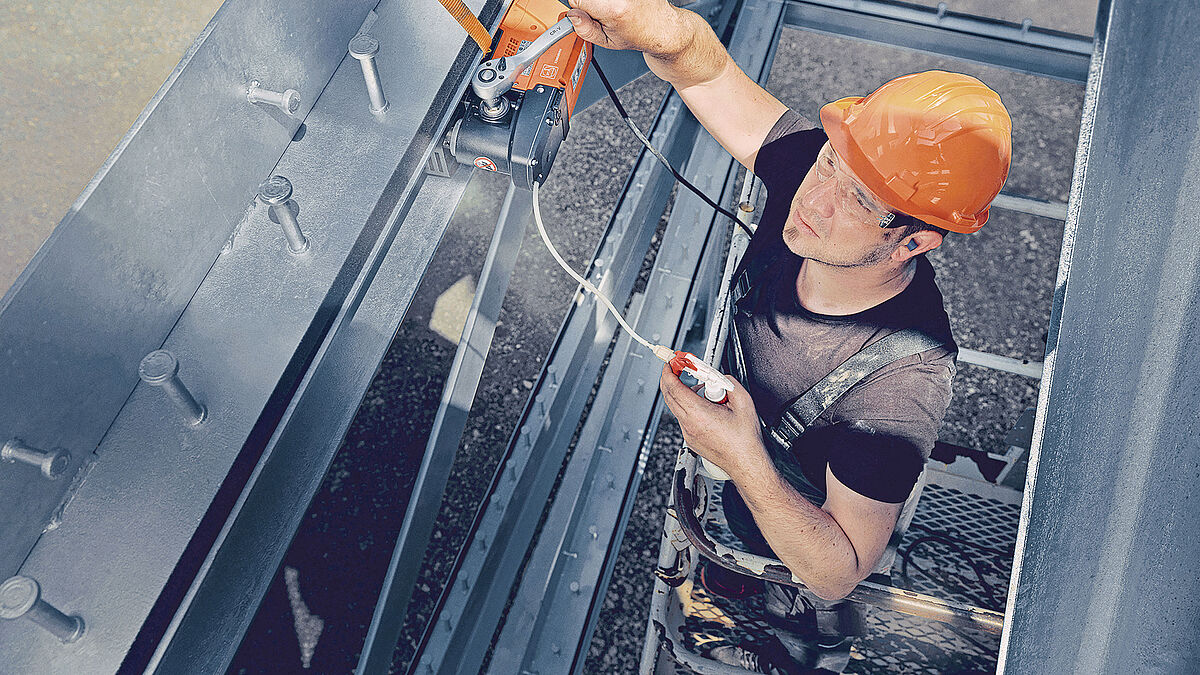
[0,576,39,619]
[257,175,293,205]
[138,350,179,384]
[349,34,380,59]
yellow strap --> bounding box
[434,0,493,52]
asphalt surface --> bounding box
[3,0,1093,672]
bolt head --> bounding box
[41,448,72,480]
[348,34,380,59]
[0,439,18,462]
[0,576,39,620]
[282,89,301,115]
[139,349,179,385]
[257,175,293,205]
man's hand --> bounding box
[565,0,690,58]
[660,363,904,600]
[567,0,787,168]
[659,363,771,481]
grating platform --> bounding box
[674,467,1022,674]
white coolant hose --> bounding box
[531,182,675,364]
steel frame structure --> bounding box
[2,0,1197,673]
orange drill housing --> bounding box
[492,0,590,118]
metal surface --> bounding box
[148,168,475,675]
[489,296,661,674]
[783,0,1093,84]
[0,0,377,584]
[957,348,1043,380]
[355,182,528,675]
[999,0,1200,671]
[413,89,702,675]
[0,0,495,670]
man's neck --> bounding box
[796,257,917,316]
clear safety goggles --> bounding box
[813,144,901,229]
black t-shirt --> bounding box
[730,110,958,505]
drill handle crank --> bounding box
[472,16,575,102]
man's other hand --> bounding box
[659,363,770,481]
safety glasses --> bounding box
[813,144,902,228]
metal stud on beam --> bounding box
[0,576,85,643]
[1,440,70,480]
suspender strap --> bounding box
[768,328,947,450]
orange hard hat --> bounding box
[819,70,1012,234]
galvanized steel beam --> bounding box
[783,0,1093,84]
[0,0,378,586]
[0,0,497,670]
[355,183,530,675]
[147,167,477,674]
[999,0,1200,671]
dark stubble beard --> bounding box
[790,234,897,269]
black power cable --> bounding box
[589,55,755,237]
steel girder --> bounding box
[999,0,1200,671]
[782,0,1092,84]
[0,0,500,670]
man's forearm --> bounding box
[639,6,731,90]
[733,459,866,600]
[569,0,786,167]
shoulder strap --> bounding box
[766,328,947,451]
[729,246,781,315]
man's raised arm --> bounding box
[567,0,787,170]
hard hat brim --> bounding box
[819,96,988,234]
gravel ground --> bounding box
[232,6,1089,675]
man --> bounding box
[566,0,1011,672]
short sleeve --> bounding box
[792,357,955,503]
[753,110,821,193]
[792,421,925,503]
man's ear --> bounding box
[892,229,944,261]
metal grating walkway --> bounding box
[674,468,1022,674]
